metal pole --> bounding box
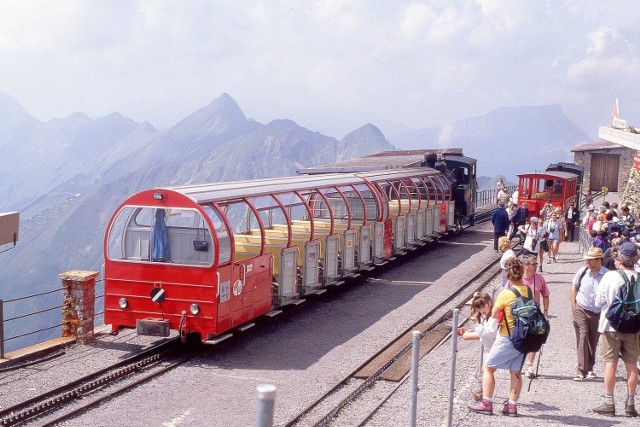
[255,383,276,427]
[0,299,4,359]
[409,330,420,427]
[447,309,459,427]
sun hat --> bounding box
[583,247,603,260]
[618,241,638,257]
[530,217,539,223]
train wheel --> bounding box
[185,332,202,350]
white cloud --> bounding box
[0,1,639,136]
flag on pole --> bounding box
[611,98,619,122]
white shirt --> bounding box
[572,265,608,313]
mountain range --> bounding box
[0,92,591,349]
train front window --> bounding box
[107,206,214,267]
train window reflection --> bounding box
[108,206,214,267]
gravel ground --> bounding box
[367,239,640,426]
[0,329,178,410]
[6,221,636,426]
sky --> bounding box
[1,1,639,139]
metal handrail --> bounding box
[0,285,104,359]
[3,287,62,304]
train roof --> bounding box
[298,149,464,174]
[517,171,578,180]
[158,167,444,204]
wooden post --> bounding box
[59,270,99,344]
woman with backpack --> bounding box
[468,257,529,417]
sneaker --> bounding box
[593,401,615,415]
[468,399,493,415]
[524,365,536,379]
[546,259,551,264]
[586,371,597,380]
[626,403,638,417]
[573,373,585,381]
[502,401,518,417]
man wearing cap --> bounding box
[565,201,580,242]
[582,205,595,230]
[571,247,608,381]
[593,241,640,417]
[491,202,510,252]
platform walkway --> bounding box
[368,236,639,426]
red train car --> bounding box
[103,166,458,342]
[517,171,579,220]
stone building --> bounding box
[572,126,640,211]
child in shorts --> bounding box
[458,293,498,400]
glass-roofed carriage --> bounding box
[299,149,478,228]
[517,170,580,221]
[103,162,463,342]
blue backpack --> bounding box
[605,270,640,334]
[506,287,550,353]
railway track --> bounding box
[0,211,501,426]
[285,244,504,427]
[0,337,186,426]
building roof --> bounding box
[571,139,625,152]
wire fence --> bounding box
[0,277,104,358]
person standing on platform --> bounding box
[491,202,510,252]
[499,236,516,287]
[593,241,640,417]
[621,206,636,234]
[544,212,563,263]
[519,217,545,272]
[509,202,526,240]
[571,247,608,381]
[497,186,509,205]
[507,255,550,378]
[468,257,527,417]
[565,201,580,242]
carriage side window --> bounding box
[203,205,230,264]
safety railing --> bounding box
[0,278,104,359]
[577,226,593,254]
[476,185,517,209]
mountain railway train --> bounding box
[103,150,477,342]
[517,162,584,220]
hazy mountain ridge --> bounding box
[0,93,592,350]
[389,104,590,177]
[0,94,394,339]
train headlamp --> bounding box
[189,304,200,315]
[118,298,128,309]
